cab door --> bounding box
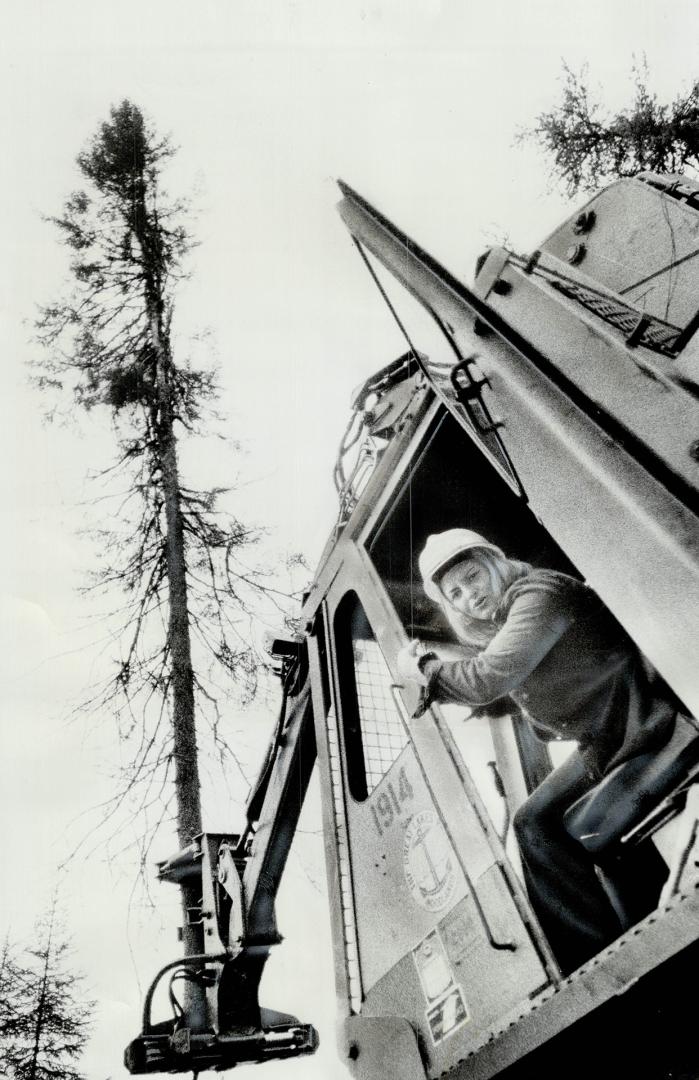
[309,541,555,1078]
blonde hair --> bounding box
[437,549,531,654]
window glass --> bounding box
[335,592,409,800]
[353,637,408,794]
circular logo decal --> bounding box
[403,810,457,913]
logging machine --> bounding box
[125,172,699,1079]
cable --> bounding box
[352,238,422,361]
[141,953,228,1033]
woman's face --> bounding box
[439,557,498,622]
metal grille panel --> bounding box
[352,638,409,794]
[533,264,682,354]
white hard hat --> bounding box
[419,529,505,603]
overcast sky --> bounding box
[2,2,699,1078]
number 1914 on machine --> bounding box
[370,766,414,836]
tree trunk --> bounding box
[151,311,207,1031]
[135,176,207,1030]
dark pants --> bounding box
[513,750,669,975]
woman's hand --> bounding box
[396,640,428,684]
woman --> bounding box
[397,528,680,975]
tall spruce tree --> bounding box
[0,900,93,1080]
[521,61,699,195]
[35,101,291,1023]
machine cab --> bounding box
[301,177,699,1080]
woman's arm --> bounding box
[420,587,574,707]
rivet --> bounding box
[689,439,699,462]
[566,242,587,266]
[573,210,596,235]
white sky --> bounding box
[2,2,699,1078]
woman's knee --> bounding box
[513,798,542,847]
[513,784,572,850]
[514,754,593,844]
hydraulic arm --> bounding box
[124,645,319,1073]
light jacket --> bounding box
[420,569,678,777]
